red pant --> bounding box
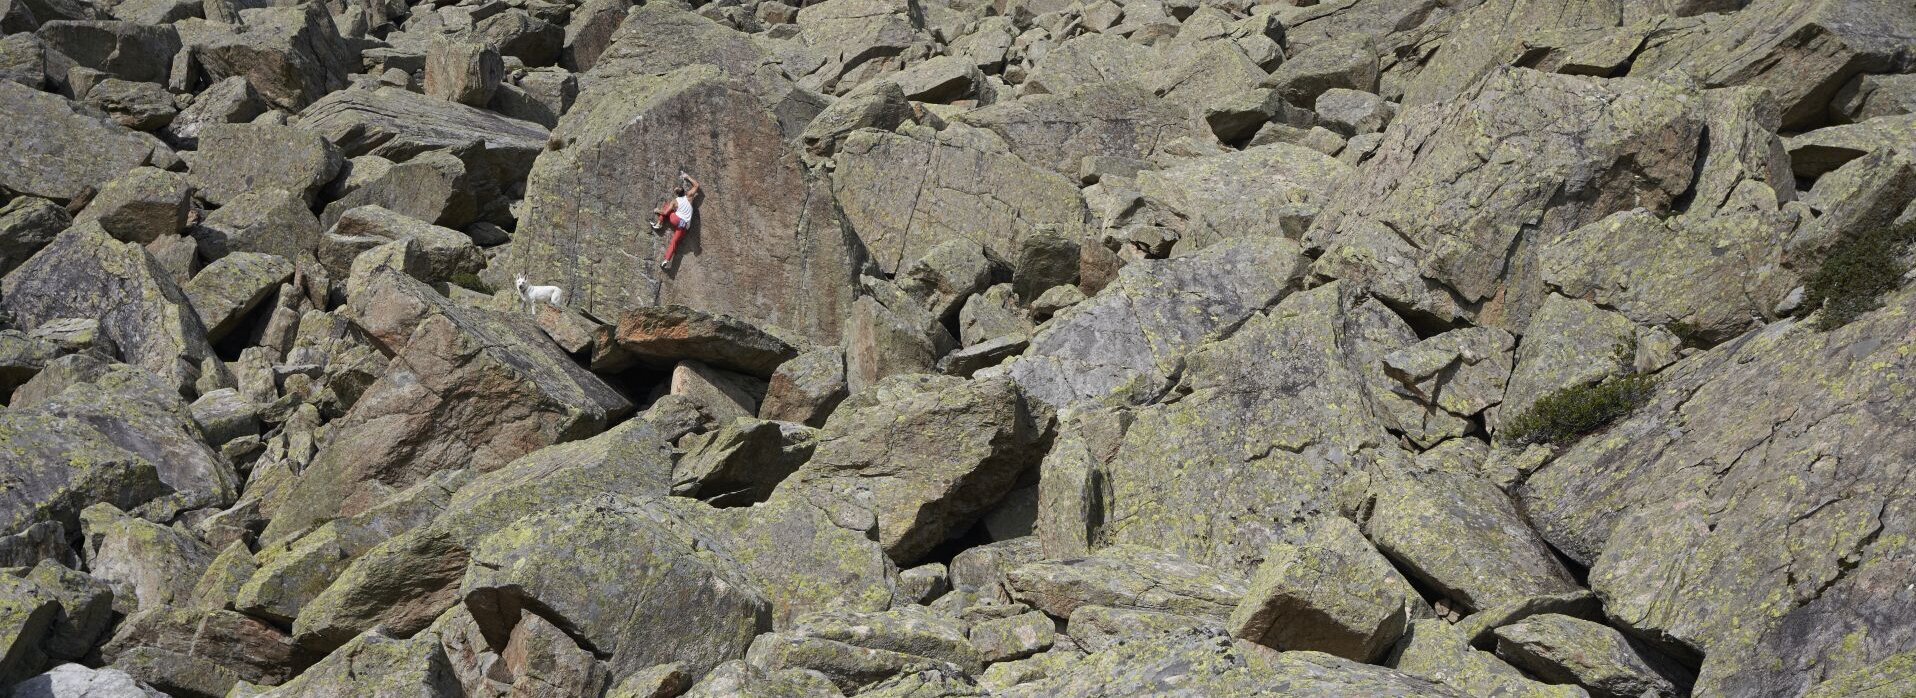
[658,211,688,262]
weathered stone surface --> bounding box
[247,624,460,698]
[81,79,176,131]
[2,224,218,395]
[80,503,214,612]
[1309,68,1710,332]
[1020,34,1162,97]
[1127,143,1350,255]
[192,188,320,264]
[595,305,798,377]
[833,123,1085,275]
[192,2,355,110]
[72,167,190,245]
[969,612,1052,664]
[1228,517,1411,662]
[897,238,1009,324]
[786,606,979,672]
[561,0,628,71]
[496,66,860,345]
[296,89,545,188]
[162,76,267,149]
[800,81,910,159]
[320,205,482,283]
[998,631,1467,697]
[1315,88,1398,136]
[1009,228,1078,304]
[1520,287,1916,695]
[673,418,817,506]
[1006,545,1246,621]
[1496,294,1637,432]
[1008,236,1307,410]
[955,82,1203,178]
[101,605,299,690]
[1390,619,1588,698]
[1368,464,1578,615]
[12,663,168,698]
[424,37,503,107]
[262,270,630,542]
[757,347,847,427]
[1835,73,1916,123]
[183,252,294,344]
[680,659,844,698]
[0,80,159,202]
[189,124,343,206]
[772,376,1048,564]
[319,150,481,232]
[841,280,957,394]
[0,197,71,278]
[1493,615,1691,698]
[35,20,177,83]
[1541,206,1803,344]
[460,495,770,680]
[1628,0,1916,130]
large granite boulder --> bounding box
[594,305,797,377]
[954,82,1204,178]
[831,122,1086,275]
[1228,517,1413,662]
[192,2,356,110]
[1,224,218,394]
[188,124,343,206]
[1123,143,1350,254]
[459,494,770,681]
[1308,68,1715,332]
[294,86,548,189]
[260,270,631,543]
[770,376,1049,564]
[496,66,864,346]
[997,631,1467,697]
[1520,286,1916,695]
[1008,236,1308,410]
[34,20,177,83]
[0,80,161,202]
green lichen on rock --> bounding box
[1800,218,1916,330]
[1499,375,1658,447]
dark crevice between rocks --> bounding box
[918,519,996,570]
[1375,295,1458,340]
[1670,124,1712,215]
[596,364,674,415]
[1539,537,1591,588]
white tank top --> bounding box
[675,196,693,223]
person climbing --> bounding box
[651,172,700,270]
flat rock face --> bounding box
[1008,236,1308,411]
[1308,68,1711,332]
[0,80,157,202]
[261,270,631,543]
[1,224,217,395]
[497,67,863,345]
[1521,287,1916,696]
[831,123,1086,275]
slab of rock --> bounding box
[1127,143,1350,255]
[101,606,299,691]
[1308,68,1711,332]
[1228,517,1412,662]
[460,495,771,680]
[770,376,1049,564]
[1020,34,1164,96]
[673,418,816,506]
[1496,294,1637,432]
[192,188,321,263]
[0,197,71,277]
[192,2,355,110]
[12,663,168,698]
[1008,236,1307,410]
[1006,545,1246,621]
[319,150,483,232]
[1494,615,1691,698]
[424,37,503,107]
[833,122,1086,274]
[840,279,957,394]
[35,20,177,83]
[496,66,859,345]
[295,86,548,186]
[1519,286,1916,695]
[594,305,798,377]
[183,252,294,344]
[1367,466,1580,614]
[189,124,343,206]
[561,0,629,71]
[757,346,847,427]
[1390,619,1589,698]
[1,224,218,394]
[261,270,631,543]
[970,612,1053,664]
[955,82,1203,177]
[79,503,215,612]
[896,237,1009,324]
[996,629,1467,697]
[161,76,268,149]
[81,78,175,131]
[0,80,160,202]
[71,167,191,245]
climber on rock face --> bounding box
[651,171,700,270]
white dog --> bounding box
[514,275,565,313]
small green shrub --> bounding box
[1499,375,1658,447]
[1801,219,1916,330]
[448,272,492,294]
